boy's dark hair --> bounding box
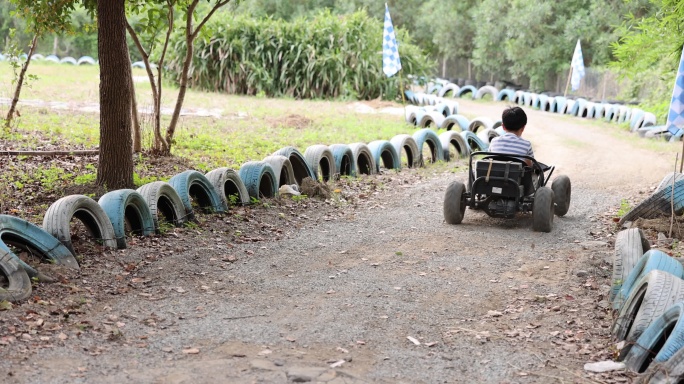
[502,106,527,132]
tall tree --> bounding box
[96,0,133,189]
[10,0,134,189]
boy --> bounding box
[488,106,534,166]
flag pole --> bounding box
[563,67,572,98]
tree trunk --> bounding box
[96,0,133,190]
[130,74,141,153]
[52,36,58,55]
[441,56,446,78]
[5,35,38,130]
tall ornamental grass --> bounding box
[164,11,433,100]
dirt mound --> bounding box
[267,114,312,129]
[299,176,331,198]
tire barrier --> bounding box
[437,83,460,98]
[390,134,420,169]
[513,90,524,104]
[618,106,632,124]
[624,302,684,373]
[614,250,684,311]
[412,128,444,166]
[427,83,442,95]
[655,172,684,193]
[565,99,576,116]
[570,98,587,117]
[0,250,32,302]
[461,131,489,152]
[634,342,684,383]
[304,145,336,182]
[43,194,118,255]
[328,144,356,178]
[168,170,226,220]
[439,131,469,161]
[476,128,500,145]
[536,94,550,111]
[441,114,469,131]
[0,215,79,278]
[137,181,188,230]
[238,161,278,199]
[404,106,420,125]
[613,270,684,359]
[550,97,567,114]
[418,111,445,128]
[272,146,316,185]
[605,105,620,122]
[589,103,605,119]
[205,167,251,207]
[59,56,77,65]
[496,89,516,102]
[611,228,651,303]
[263,155,297,187]
[468,117,494,134]
[77,56,96,65]
[45,54,59,63]
[98,189,155,249]
[619,179,684,225]
[474,85,498,100]
[457,85,477,99]
[630,109,646,132]
[348,143,376,175]
[367,140,400,172]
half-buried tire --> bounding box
[238,161,278,200]
[263,155,297,187]
[205,168,250,207]
[0,214,79,278]
[390,134,420,169]
[98,189,155,249]
[328,144,356,178]
[368,140,400,173]
[611,228,650,305]
[0,250,31,302]
[168,170,226,219]
[439,131,469,161]
[413,128,443,166]
[137,181,188,231]
[348,143,376,176]
[43,195,118,255]
[272,146,315,186]
[460,131,489,152]
[304,145,335,182]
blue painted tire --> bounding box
[389,134,420,169]
[474,85,498,100]
[0,250,32,302]
[43,195,118,255]
[427,83,442,95]
[537,94,550,111]
[496,89,516,102]
[432,104,452,118]
[590,103,605,119]
[137,181,188,229]
[456,85,477,99]
[98,189,155,249]
[418,111,445,128]
[611,228,651,304]
[348,143,376,175]
[437,83,460,98]
[238,161,278,200]
[440,114,469,132]
[468,117,494,134]
[59,56,77,65]
[620,179,684,225]
[45,55,59,63]
[404,90,415,104]
[439,131,469,160]
[263,155,297,186]
[614,250,684,310]
[570,98,588,116]
[169,170,226,219]
[304,145,336,182]
[412,128,444,166]
[613,270,684,352]
[460,131,489,152]
[0,214,79,278]
[367,140,400,172]
[522,92,533,106]
[205,168,250,207]
[618,106,632,123]
[635,342,684,383]
[77,56,96,65]
[477,128,500,146]
[604,104,620,122]
[272,146,315,185]
[624,302,684,372]
[550,97,567,114]
[630,109,646,131]
[328,144,356,178]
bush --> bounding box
[164,10,433,101]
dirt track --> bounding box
[0,99,679,383]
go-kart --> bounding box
[443,151,571,232]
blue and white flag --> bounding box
[666,45,684,138]
[571,39,585,91]
[382,3,401,77]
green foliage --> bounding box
[617,198,632,217]
[164,10,433,101]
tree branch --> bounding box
[191,0,231,40]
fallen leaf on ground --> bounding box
[182,348,200,354]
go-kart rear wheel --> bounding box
[444,180,466,224]
[533,186,554,232]
[551,175,571,217]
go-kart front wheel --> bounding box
[444,180,466,224]
[551,175,571,216]
[533,186,554,233]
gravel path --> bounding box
[0,100,676,383]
